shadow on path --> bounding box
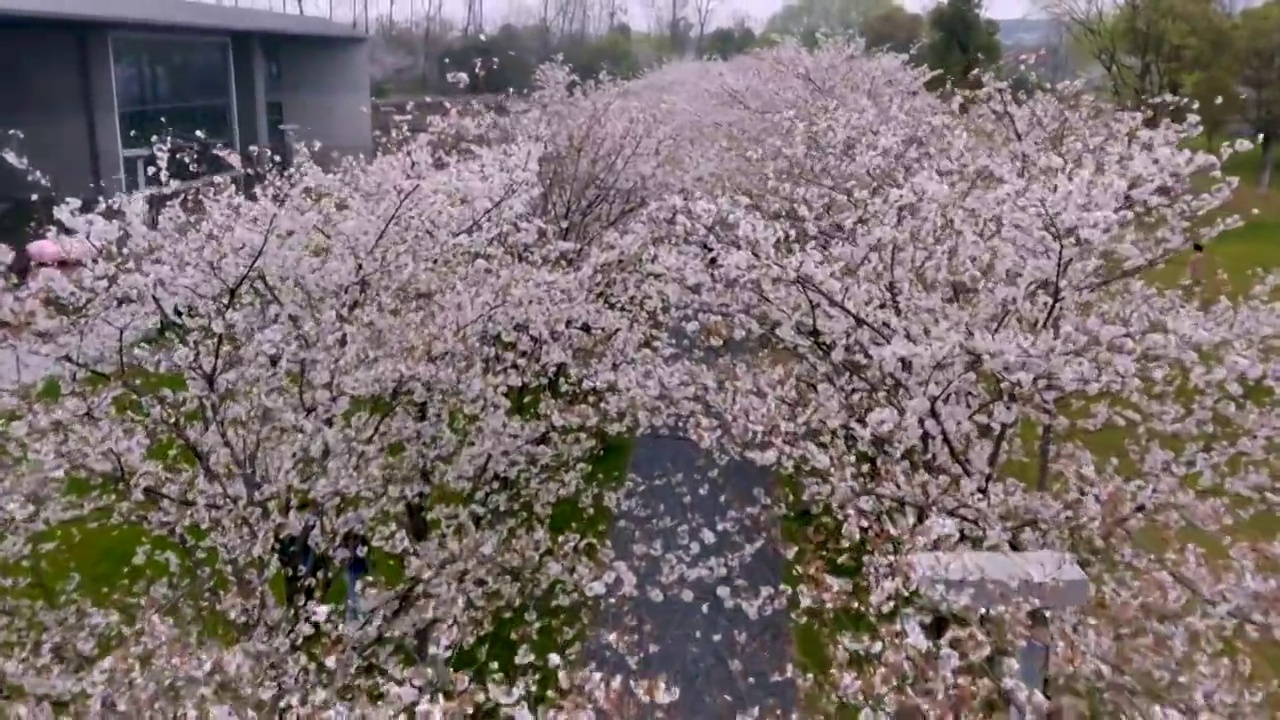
[588,433,798,718]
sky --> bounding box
[212,0,1040,30]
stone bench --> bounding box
[908,550,1090,611]
[906,550,1091,719]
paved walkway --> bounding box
[589,432,798,717]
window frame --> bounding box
[262,42,289,159]
[107,31,241,194]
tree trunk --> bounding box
[1258,132,1275,190]
[421,29,435,94]
[670,0,679,50]
[1035,421,1053,492]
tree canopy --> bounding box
[861,5,927,56]
[764,0,896,36]
[922,0,1003,89]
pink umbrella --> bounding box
[25,238,96,266]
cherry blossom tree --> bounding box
[0,106,681,714]
[1,40,1278,717]
[642,42,1279,715]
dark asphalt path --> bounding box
[588,432,798,718]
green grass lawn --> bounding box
[1201,214,1280,290]
[1151,142,1280,297]
[786,145,1280,715]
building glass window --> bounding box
[263,43,287,160]
[264,44,283,97]
[266,100,286,153]
[111,35,238,191]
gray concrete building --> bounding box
[0,0,372,201]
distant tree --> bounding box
[420,0,448,91]
[657,17,696,57]
[416,20,650,95]
[440,38,489,92]
[764,0,894,37]
[1236,0,1280,188]
[861,6,925,56]
[567,26,644,79]
[1186,65,1243,150]
[1047,0,1230,118]
[369,25,423,93]
[649,0,694,56]
[692,0,719,54]
[490,23,541,89]
[703,23,758,59]
[921,0,1002,90]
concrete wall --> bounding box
[274,38,373,161]
[0,24,108,200]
